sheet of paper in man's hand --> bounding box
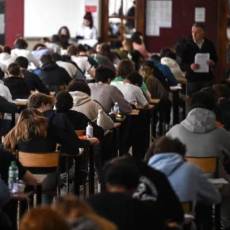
[194,53,210,73]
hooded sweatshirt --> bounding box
[167,108,230,157]
[148,153,221,204]
[70,91,114,130]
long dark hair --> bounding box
[84,12,94,28]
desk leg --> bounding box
[36,185,42,205]
[214,204,222,230]
[89,147,95,195]
[172,91,180,125]
[73,158,80,196]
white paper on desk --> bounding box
[209,178,229,185]
[194,53,210,73]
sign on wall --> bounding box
[146,0,172,36]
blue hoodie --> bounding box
[148,153,221,204]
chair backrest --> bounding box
[18,151,60,168]
[185,156,218,176]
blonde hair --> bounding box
[20,206,69,230]
[53,194,117,230]
[3,109,48,152]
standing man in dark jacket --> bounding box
[176,23,217,96]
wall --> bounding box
[5,0,218,50]
[24,0,85,38]
[5,0,100,47]
[145,0,218,52]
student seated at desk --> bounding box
[89,66,132,114]
[38,54,72,92]
[68,79,114,130]
[15,56,50,95]
[148,136,221,204]
[140,61,171,135]
[88,156,165,230]
[4,63,30,100]
[148,136,221,229]
[3,109,59,203]
[112,71,149,109]
[55,91,104,141]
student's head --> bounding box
[131,31,143,45]
[151,54,161,62]
[28,92,55,112]
[20,206,69,230]
[83,12,94,28]
[3,46,11,54]
[15,56,29,69]
[55,91,73,112]
[14,38,28,49]
[146,136,186,161]
[33,43,46,51]
[97,42,111,56]
[67,79,91,96]
[103,157,140,193]
[67,45,78,56]
[53,194,117,230]
[40,54,54,65]
[189,88,216,111]
[191,22,205,43]
[122,38,133,51]
[117,59,135,79]
[126,71,143,87]
[95,66,115,83]
[7,63,21,76]
[52,194,93,222]
[58,26,70,39]
[3,109,48,151]
[139,61,155,77]
[160,48,176,60]
[77,44,87,53]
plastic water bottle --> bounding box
[8,161,19,191]
[97,109,103,127]
[113,102,120,114]
[86,122,93,138]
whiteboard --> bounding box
[24,0,99,38]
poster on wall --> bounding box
[146,0,172,36]
[85,0,98,13]
[195,7,206,22]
